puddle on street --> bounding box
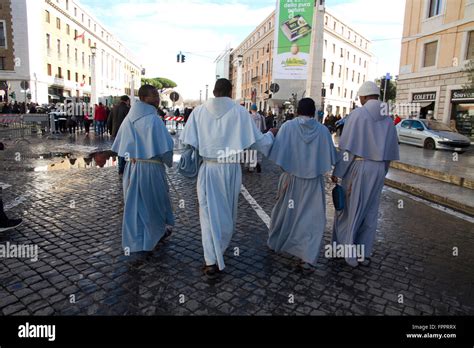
[34,151,118,172]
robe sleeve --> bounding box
[251,132,274,157]
[333,150,355,178]
[180,111,199,149]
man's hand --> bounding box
[269,128,279,137]
[331,175,339,184]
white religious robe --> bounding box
[332,100,400,259]
[112,101,175,252]
[180,97,274,270]
[249,112,266,165]
[268,116,336,264]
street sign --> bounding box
[170,92,180,102]
[270,83,280,93]
[20,81,29,90]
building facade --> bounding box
[0,0,142,106]
[229,9,374,116]
[397,0,474,139]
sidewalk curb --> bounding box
[385,178,474,217]
[391,161,474,190]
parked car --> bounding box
[396,119,471,152]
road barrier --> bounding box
[0,114,50,140]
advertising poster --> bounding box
[273,0,315,80]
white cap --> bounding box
[357,81,380,97]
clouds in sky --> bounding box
[81,0,405,100]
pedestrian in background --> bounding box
[94,102,107,136]
[109,95,131,175]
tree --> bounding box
[141,77,177,91]
[377,76,397,102]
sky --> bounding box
[81,0,406,100]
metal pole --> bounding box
[205,85,209,101]
[383,78,388,102]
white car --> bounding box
[396,119,471,152]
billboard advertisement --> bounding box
[273,0,315,80]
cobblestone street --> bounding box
[0,133,473,316]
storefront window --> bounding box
[452,103,474,140]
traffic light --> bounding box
[177,54,180,63]
[181,54,186,63]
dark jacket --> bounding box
[109,102,130,137]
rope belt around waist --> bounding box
[132,158,163,165]
[354,156,365,161]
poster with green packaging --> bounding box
[273,0,315,80]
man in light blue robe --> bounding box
[112,85,175,253]
[268,98,336,271]
[180,79,276,279]
[332,81,400,267]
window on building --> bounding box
[323,59,326,73]
[57,39,60,54]
[333,44,336,54]
[342,27,345,36]
[88,38,91,47]
[346,68,348,79]
[66,24,70,35]
[352,70,355,81]
[82,52,85,65]
[350,91,353,99]
[423,41,438,67]
[347,51,349,60]
[353,55,356,63]
[261,63,264,76]
[66,0,69,10]
[75,48,78,62]
[344,89,347,98]
[56,18,61,29]
[333,21,337,30]
[45,10,50,23]
[0,21,6,48]
[324,40,327,48]
[88,19,91,27]
[359,57,362,65]
[363,75,366,82]
[428,0,443,17]
[338,87,341,96]
[364,60,367,68]
[357,73,360,83]
[67,70,71,80]
[57,67,62,78]
[0,57,6,70]
[340,48,344,58]
[47,64,52,76]
[46,34,50,49]
[81,14,84,22]
[74,7,77,16]
[89,77,91,85]
[75,72,78,82]
[467,31,474,60]
[331,62,334,76]
[338,65,342,78]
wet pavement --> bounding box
[0,132,473,316]
[398,144,474,181]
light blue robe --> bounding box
[268,117,336,264]
[333,100,400,258]
[180,97,274,270]
[112,100,175,253]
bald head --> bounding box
[213,79,232,98]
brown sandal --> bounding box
[202,265,220,279]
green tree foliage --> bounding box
[141,77,177,90]
[377,76,397,102]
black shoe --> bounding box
[159,227,173,243]
[256,163,262,173]
[202,265,221,280]
[0,218,23,232]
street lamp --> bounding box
[90,45,97,105]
